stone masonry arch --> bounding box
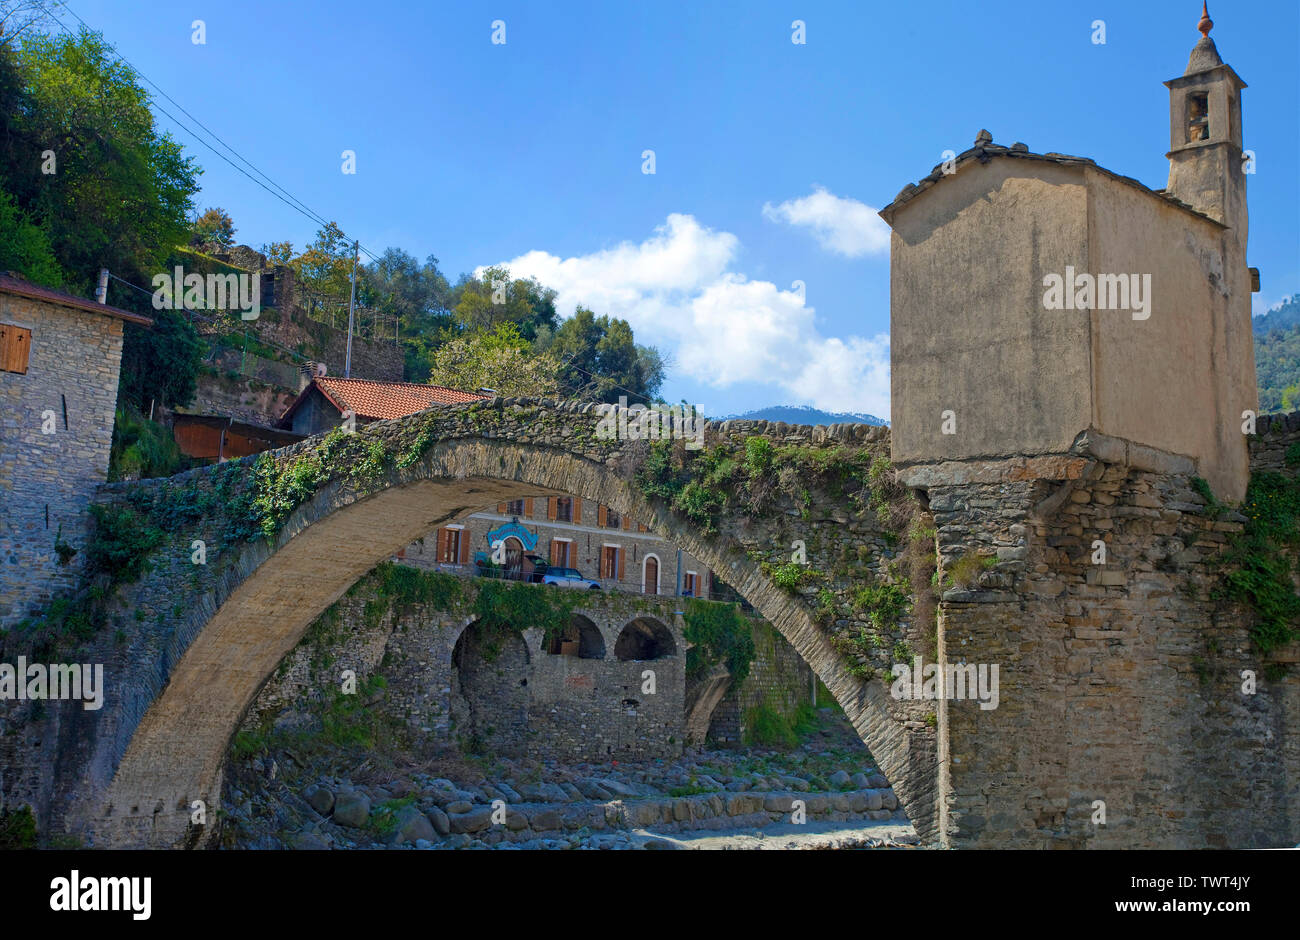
[47,400,933,848]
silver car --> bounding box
[540,567,602,590]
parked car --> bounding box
[540,567,602,590]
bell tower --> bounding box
[1164,3,1248,234]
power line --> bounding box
[45,5,659,405]
[51,2,382,265]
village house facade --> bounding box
[0,274,152,629]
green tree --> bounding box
[116,304,203,412]
[427,323,560,398]
[2,28,199,292]
[541,306,665,403]
[189,207,235,253]
[0,180,62,285]
[362,247,454,380]
[451,265,557,341]
[290,222,356,314]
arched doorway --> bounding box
[643,554,660,594]
[503,536,524,581]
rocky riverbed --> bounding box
[220,706,919,850]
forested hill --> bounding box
[1255,296,1300,414]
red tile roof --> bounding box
[0,273,154,326]
[291,375,489,423]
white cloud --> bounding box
[761,185,891,258]
[482,213,891,418]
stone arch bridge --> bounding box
[21,398,1300,849]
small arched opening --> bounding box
[614,616,677,661]
[544,614,606,659]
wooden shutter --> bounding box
[622,514,631,530]
[0,324,32,375]
[524,498,533,518]
[617,547,625,582]
[547,498,557,520]
[458,530,469,564]
[436,527,450,562]
[497,502,507,514]
[598,504,607,527]
[572,499,582,524]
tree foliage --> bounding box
[189,207,235,253]
[0,28,198,292]
[539,306,665,403]
[426,322,560,398]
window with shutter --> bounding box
[0,324,32,375]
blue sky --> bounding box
[65,0,1300,418]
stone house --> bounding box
[401,496,719,598]
[0,274,152,628]
[881,10,1257,500]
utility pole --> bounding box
[344,240,360,377]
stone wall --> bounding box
[245,570,687,762]
[198,262,403,385]
[708,618,815,745]
[0,296,124,629]
[929,455,1299,848]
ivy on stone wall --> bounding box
[1215,470,1300,654]
[683,598,756,685]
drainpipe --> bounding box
[675,549,683,596]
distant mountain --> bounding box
[1253,295,1300,337]
[723,404,888,427]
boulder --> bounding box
[426,807,451,836]
[448,807,493,834]
[332,791,371,828]
[304,784,334,815]
[395,805,435,844]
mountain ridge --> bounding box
[721,404,889,427]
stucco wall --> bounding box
[1086,168,1253,499]
[888,160,1093,466]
